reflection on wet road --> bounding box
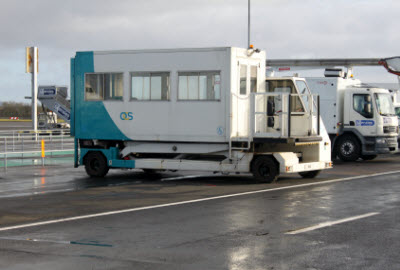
[0,155,399,269]
[0,168,399,269]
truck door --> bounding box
[346,92,376,136]
[232,61,259,139]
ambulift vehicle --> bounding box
[266,57,400,161]
[37,85,71,129]
[70,47,332,182]
[38,111,58,129]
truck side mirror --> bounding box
[267,99,275,116]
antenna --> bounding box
[248,0,251,48]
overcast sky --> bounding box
[0,0,399,102]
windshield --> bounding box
[374,93,395,116]
[395,106,400,117]
[266,79,305,112]
[295,80,311,111]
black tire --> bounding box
[143,169,159,174]
[336,134,361,162]
[252,156,279,183]
[84,152,109,177]
[361,155,377,161]
[298,170,321,178]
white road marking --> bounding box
[161,175,212,181]
[0,170,399,232]
[285,212,380,235]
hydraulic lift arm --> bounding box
[266,56,400,77]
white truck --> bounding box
[70,47,332,182]
[266,57,400,161]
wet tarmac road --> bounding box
[0,155,399,269]
[0,121,32,131]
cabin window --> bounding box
[239,65,247,95]
[250,66,257,93]
[266,80,305,113]
[85,73,123,101]
[295,80,310,111]
[353,94,373,118]
[178,71,221,100]
[131,72,170,101]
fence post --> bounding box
[41,139,45,167]
[4,137,7,173]
[22,136,24,159]
[51,133,53,157]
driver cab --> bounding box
[265,78,319,137]
[265,78,311,113]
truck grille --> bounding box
[383,126,397,134]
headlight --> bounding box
[376,138,386,144]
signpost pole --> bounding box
[32,47,38,133]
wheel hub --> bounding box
[341,141,354,156]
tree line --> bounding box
[0,102,43,119]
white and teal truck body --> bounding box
[70,47,331,182]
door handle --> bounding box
[349,121,355,126]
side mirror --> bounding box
[380,57,400,76]
[365,95,371,102]
[267,99,275,116]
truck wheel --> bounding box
[298,170,321,178]
[337,135,360,162]
[361,155,377,161]
[143,169,159,174]
[252,156,279,183]
[85,152,109,177]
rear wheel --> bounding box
[298,170,321,178]
[252,156,279,183]
[84,152,109,177]
[361,154,377,161]
[336,134,361,162]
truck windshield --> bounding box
[295,80,311,111]
[266,80,305,112]
[395,106,400,117]
[374,93,395,116]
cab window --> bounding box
[353,94,373,118]
[266,80,305,112]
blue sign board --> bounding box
[41,88,56,96]
[54,102,70,121]
[355,120,374,126]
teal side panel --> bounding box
[73,51,130,140]
[70,57,75,136]
[74,137,78,168]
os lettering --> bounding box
[120,112,133,120]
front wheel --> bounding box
[252,156,279,183]
[298,170,321,178]
[361,155,377,161]
[84,152,109,177]
[336,135,361,162]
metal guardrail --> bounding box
[0,130,74,172]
